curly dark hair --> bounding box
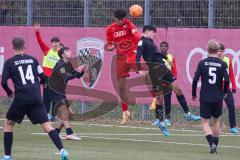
[114,9,127,19]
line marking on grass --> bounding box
[1,118,235,135]
[62,122,238,135]
[67,122,205,133]
[31,132,239,137]
[31,132,240,149]
[80,136,240,149]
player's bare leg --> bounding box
[201,118,217,154]
[40,122,69,159]
[56,105,81,140]
[212,118,221,152]
[118,77,131,125]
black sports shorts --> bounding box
[6,98,49,124]
[200,102,223,119]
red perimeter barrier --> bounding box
[0,26,239,108]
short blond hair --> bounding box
[207,39,220,54]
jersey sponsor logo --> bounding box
[0,47,4,75]
[114,30,126,38]
[77,37,104,89]
[186,47,240,88]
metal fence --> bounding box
[0,0,240,28]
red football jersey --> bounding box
[106,18,140,56]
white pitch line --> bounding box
[74,135,240,149]
[33,132,239,139]
[31,132,240,149]
[67,122,205,133]
[0,118,204,133]
[1,118,236,135]
[65,122,239,135]
[31,132,239,137]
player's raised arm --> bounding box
[34,22,50,54]
[125,19,140,51]
[1,60,13,97]
[192,62,202,99]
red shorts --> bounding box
[116,53,137,80]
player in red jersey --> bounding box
[34,22,61,120]
[218,44,238,134]
[105,9,140,124]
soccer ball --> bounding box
[129,5,143,18]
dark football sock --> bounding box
[55,128,61,134]
[66,128,74,135]
[206,134,213,147]
[48,130,64,151]
[177,95,189,113]
[155,104,164,121]
[166,114,171,120]
[213,137,219,146]
[4,132,13,156]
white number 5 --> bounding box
[208,67,216,84]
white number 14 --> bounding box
[18,65,35,85]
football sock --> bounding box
[48,130,64,150]
[166,114,171,120]
[206,134,213,147]
[177,95,189,113]
[66,128,74,135]
[4,132,13,156]
[213,137,219,146]
[121,102,128,112]
[150,90,156,97]
[55,128,61,134]
[155,104,164,121]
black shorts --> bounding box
[200,102,223,119]
[6,99,49,124]
[148,63,176,93]
[51,92,71,113]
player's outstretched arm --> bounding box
[65,65,87,83]
[1,61,13,97]
[34,22,50,54]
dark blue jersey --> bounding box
[49,59,84,95]
[136,36,167,70]
[192,56,229,103]
[1,54,46,102]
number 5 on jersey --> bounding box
[208,67,216,84]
